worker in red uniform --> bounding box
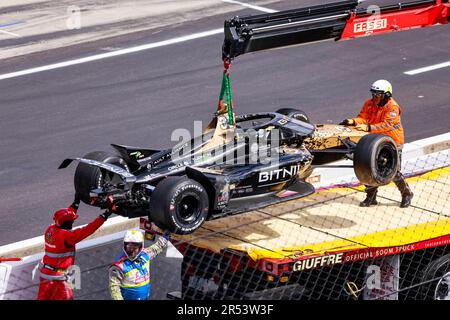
[37,197,116,300]
[340,80,413,208]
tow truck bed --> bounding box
[143,167,450,269]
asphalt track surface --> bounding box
[1,0,449,301]
[0,0,449,248]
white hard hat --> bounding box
[370,79,392,96]
[124,229,144,244]
[123,229,144,261]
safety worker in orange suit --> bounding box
[37,197,116,300]
[109,229,169,300]
[339,79,413,208]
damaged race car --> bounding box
[58,1,407,234]
[59,103,399,235]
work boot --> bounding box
[360,186,378,207]
[394,177,413,208]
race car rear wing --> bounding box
[222,0,450,60]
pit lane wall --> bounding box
[0,235,184,300]
[0,132,449,300]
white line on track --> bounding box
[0,1,276,81]
[0,29,21,37]
[404,61,450,75]
[0,29,223,81]
[221,0,278,13]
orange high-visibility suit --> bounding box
[352,97,404,146]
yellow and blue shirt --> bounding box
[109,236,168,300]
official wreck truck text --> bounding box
[177,304,274,318]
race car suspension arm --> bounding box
[338,136,357,150]
[310,148,352,153]
[312,164,353,168]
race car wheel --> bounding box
[74,151,129,205]
[149,177,209,235]
[353,134,398,187]
[420,254,450,300]
[276,108,310,123]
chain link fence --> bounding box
[0,239,182,300]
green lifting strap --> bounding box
[218,63,234,125]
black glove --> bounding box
[69,195,81,212]
[100,195,118,220]
[100,208,114,220]
[339,119,354,126]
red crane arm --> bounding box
[222,0,450,60]
[341,0,450,39]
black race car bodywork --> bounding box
[60,106,399,234]
[60,0,437,234]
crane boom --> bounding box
[222,0,450,60]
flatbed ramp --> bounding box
[150,167,450,263]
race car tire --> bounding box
[420,254,450,300]
[353,134,398,187]
[74,151,129,205]
[149,176,209,234]
[276,108,310,123]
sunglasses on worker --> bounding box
[371,91,384,97]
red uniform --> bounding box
[37,215,105,300]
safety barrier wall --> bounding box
[0,232,183,300]
[1,133,449,300]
